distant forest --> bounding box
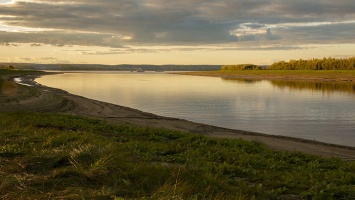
[267,57,355,70]
[2,63,222,71]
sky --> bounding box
[0,0,355,65]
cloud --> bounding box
[265,28,280,40]
[332,55,355,59]
[0,42,11,46]
[274,22,355,44]
[0,0,354,48]
[9,56,71,64]
[0,30,126,48]
[78,44,304,55]
[0,42,18,46]
[30,43,42,47]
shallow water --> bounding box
[36,71,355,147]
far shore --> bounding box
[2,70,355,160]
[174,70,355,82]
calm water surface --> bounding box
[36,72,355,147]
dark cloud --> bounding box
[265,28,280,40]
[243,23,266,29]
[0,0,354,47]
[274,22,355,44]
[0,31,126,48]
[274,0,355,18]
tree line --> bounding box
[0,65,15,70]
[267,57,355,70]
[221,57,355,71]
[7,64,222,71]
[221,64,261,71]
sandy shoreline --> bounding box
[2,72,355,160]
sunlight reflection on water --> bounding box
[36,72,355,147]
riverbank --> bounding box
[175,70,355,82]
[1,70,355,160]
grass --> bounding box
[1,112,355,199]
[0,70,44,107]
[0,69,43,92]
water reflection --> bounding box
[271,80,355,95]
[222,78,355,94]
[221,78,262,84]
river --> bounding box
[36,71,355,147]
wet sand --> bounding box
[2,72,355,160]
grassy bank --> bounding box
[1,112,355,199]
[0,69,43,91]
[0,69,43,77]
[178,70,355,82]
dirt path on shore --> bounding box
[2,73,355,161]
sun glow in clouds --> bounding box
[0,22,51,32]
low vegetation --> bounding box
[1,112,355,199]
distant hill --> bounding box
[0,63,222,71]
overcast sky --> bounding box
[1,0,354,65]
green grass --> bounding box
[1,112,355,199]
[0,70,44,106]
